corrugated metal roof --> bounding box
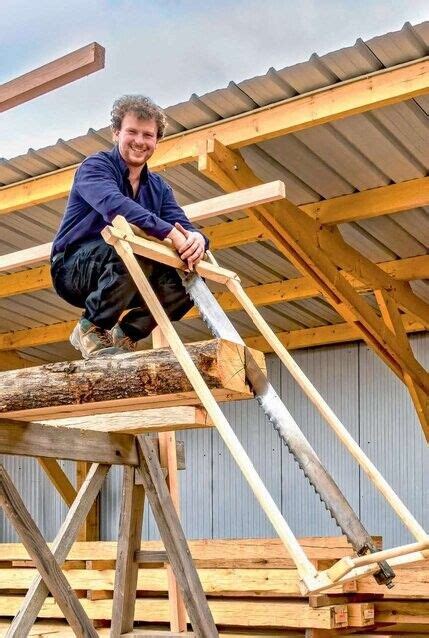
[0,20,428,363]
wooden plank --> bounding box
[0,339,260,420]
[0,536,377,563]
[112,218,317,588]
[5,463,108,637]
[374,600,429,625]
[0,43,105,113]
[111,467,145,637]
[136,434,218,636]
[0,420,139,465]
[0,266,52,298]
[0,596,350,628]
[245,313,425,352]
[37,406,211,434]
[305,176,429,225]
[37,458,77,506]
[0,465,99,637]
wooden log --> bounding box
[0,339,263,420]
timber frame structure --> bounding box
[0,196,427,634]
[0,26,428,437]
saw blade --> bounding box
[182,272,394,586]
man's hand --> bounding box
[170,222,205,270]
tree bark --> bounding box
[0,339,263,420]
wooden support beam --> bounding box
[0,464,100,637]
[0,351,31,371]
[1,57,428,215]
[5,463,108,637]
[76,461,100,541]
[136,435,218,636]
[245,313,425,352]
[152,328,187,634]
[0,266,52,298]
[37,458,77,507]
[0,339,262,420]
[110,466,145,637]
[37,406,211,434]
[317,225,429,327]
[198,139,429,399]
[375,289,429,442]
[0,420,138,465]
[0,43,105,113]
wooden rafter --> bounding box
[1,56,428,215]
[197,139,429,435]
[1,251,427,307]
[0,43,105,113]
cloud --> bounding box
[1,0,428,159]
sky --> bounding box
[1,0,428,160]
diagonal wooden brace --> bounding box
[4,462,109,637]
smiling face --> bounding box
[113,112,158,169]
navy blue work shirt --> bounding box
[51,145,208,256]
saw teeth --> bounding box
[185,280,367,551]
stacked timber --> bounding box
[0,537,427,636]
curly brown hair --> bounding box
[110,95,167,139]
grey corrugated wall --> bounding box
[1,335,427,545]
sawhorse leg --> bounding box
[111,435,218,638]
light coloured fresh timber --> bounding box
[305,175,429,225]
[1,57,428,213]
[110,216,318,589]
[103,224,239,284]
[375,288,429,442]
[37,406,212,433]
[226,277,429,544]
[374,600,429,625]
[0,597,349,629]
[185,180,285,221]
[0,266,52,298]
[0,243,51,272]
[0,420,138,465]
[0,536,376,564]
[357,562,429,598]
[199,139,429,396]
[0,351,31,371]
[0,339,262,420]
[245,313,425,352]
[0,566,340,597]
[347,603,375,628]
[0,43,105,113]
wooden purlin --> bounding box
[197,139,429,425]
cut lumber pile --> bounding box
[0,339,264,421]
[0,537,426,635]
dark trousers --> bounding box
[51,239,193,341]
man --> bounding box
[51,95,207,358]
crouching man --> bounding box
[50,95,207,358]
